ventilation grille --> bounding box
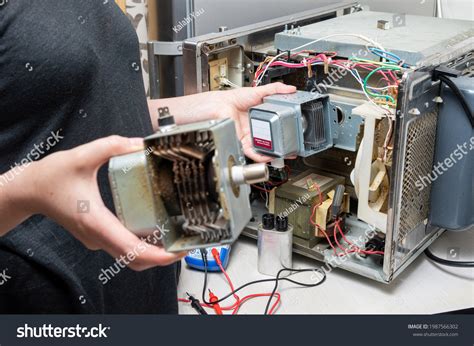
[397,112,438,242]
[302,101,326,151]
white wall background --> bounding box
[361,0,474,20]
[360,0,436,16]
[193,0,337,35]
[438,0,474,20]
[192,0,472,36]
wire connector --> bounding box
[211,248,222,265]
[186,293,208,315]
[208,290,223,315]
[157,107,176,131]
[432,65,462,81]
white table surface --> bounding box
[178,228,474,314]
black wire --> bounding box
[263,267,326,315]
[199,249,209,304]
[425,248,474,268]
[438,74,474,128]
[199,251,327,312]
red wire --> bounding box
[252,184,273,193]
[179,293,281,315]
[179,249,282,314]
[333,223,350,255]
[319,227,339,256]
[307,183,383,257]
[254,52,400,89]
[214,252,282,314]
[216,259,240,305]
[232,293,281,315]
[308,184,339,255]
[334,220,384,256]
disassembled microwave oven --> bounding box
[143,2,473,283]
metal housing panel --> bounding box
[274,11,473,66]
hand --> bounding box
[13,136,186,271]
[211,83,296,162]
[151,82,296,162]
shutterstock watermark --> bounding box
[415,136,474,191]
[312,224,379,279]
[17,324,110,339]
[0,129,64,187]
[172,8,205,34]
[77,200,90,213]
[393,13,407,28]
[0,268,11,286]
[310,45,375,94]
[98,223,170,285]
[311,65,349,94]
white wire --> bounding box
[274,60,394,116]
[367,85,398,91]
[382,118,394,162]
[265,189,269,209]
[334,65,394,116]
[255,33,386,86]
[305,60,395,116]
[219,77,240,89]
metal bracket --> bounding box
[149,41,184,56]
[148,41,184,99]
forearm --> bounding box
[0,164,35,235]
[148,91,221,131]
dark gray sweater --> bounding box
[0,0,178,313]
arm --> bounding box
[148,92,221,127]
[0,136,185,270]
[0,166,33,235]
[148,83,296,162]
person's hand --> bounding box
[17,136,186,270]
[209,83,296,162]
[152,82,296,162]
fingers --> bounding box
[85,207,186,270]
[76,136,145,168]
[244,148,272,163]
[256,82,296,98]
[241,136,272,163]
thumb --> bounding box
[78,135,145,168]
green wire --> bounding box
[363,66,401,104]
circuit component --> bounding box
[209,57,229,90]
[273,169,348,248]
[249,91,336,158]
[257,214,293,276]
[109,117,269,252]
[150,127,220,240]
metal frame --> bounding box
[148,41,184,99]
[181,2,357,95]
[148,1,357,98]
